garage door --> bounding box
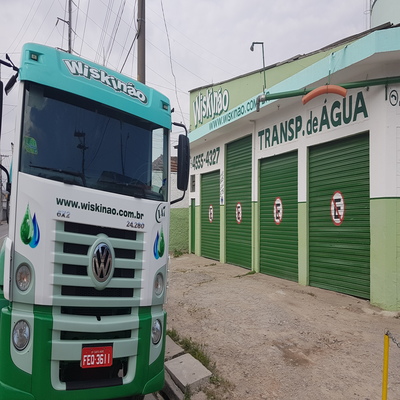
[226,135,252,268]
[201,170,220,260]
[259,151,298,281]
[309,133,370,298]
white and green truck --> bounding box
[0,42,189,400]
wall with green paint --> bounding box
[188,26,400,310]
[370,198,400,310]
[298,202,309,286]
[169,208,189,253]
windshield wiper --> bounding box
[29,165,86,186]
[97,172,147,198]
[108,181,146,199]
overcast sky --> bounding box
[0,0,369,157]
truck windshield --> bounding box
[19,82,169,201]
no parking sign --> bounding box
[273,197,283,225]
[331,191,345,226]
[235,202,242,224]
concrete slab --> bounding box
[161,371,185,400]
[165,335,185,361]
[144,394,158,400]
[165,353,212,393]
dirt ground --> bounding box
[165,254,400,400]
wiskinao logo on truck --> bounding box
[64,59,148,104]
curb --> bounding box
[160,336,212,399]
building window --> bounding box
[190,175,195,192]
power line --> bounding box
[119,0,138,74]
[33,0,58,42]
[6,0,42,54]
[95,0,114,64]
[146,3,247,78]
[78,0,90,56]
[116,1,136,73]
[160,0,185,125]
[105,0,125,65]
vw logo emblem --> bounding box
[92,243,113,283]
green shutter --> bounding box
[201,171,220,260]
[259,151,298,281]
[309,133,370,299]
[226,135,252,268]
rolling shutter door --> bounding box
[226,135,252,268]
[201,171,220,260]
[259,151,298,281]
[309,133,370,299]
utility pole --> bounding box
[137,0,146,84]
[57,0,73,54]
[68,0,72,53]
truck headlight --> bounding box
[12,320,31,351]
[16,264,31,292]
[154,272,164,297]
[151,319,162,345]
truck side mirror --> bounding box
[4,73,18,95]
[171,123,190,205]
[0,81,3,138]
[177,134,190,191]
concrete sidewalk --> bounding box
[144,336,212,400]
[163,254,400,399]
[160,336,212,400]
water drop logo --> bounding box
[153,227,165,259]
[20,204,40,248]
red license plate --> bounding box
[81,345,113,369]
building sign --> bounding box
[191,146,220,171]
[193,88,230,127]
[220,171,224,206]
[258,91,368,150]
[389,89,399,106]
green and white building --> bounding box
[188,3,400,311]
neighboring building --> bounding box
[153,155,189,253]
[188,5,400,310]
[169,156,189,253]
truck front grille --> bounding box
[51,220,143,389]
[53,220,143,307]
